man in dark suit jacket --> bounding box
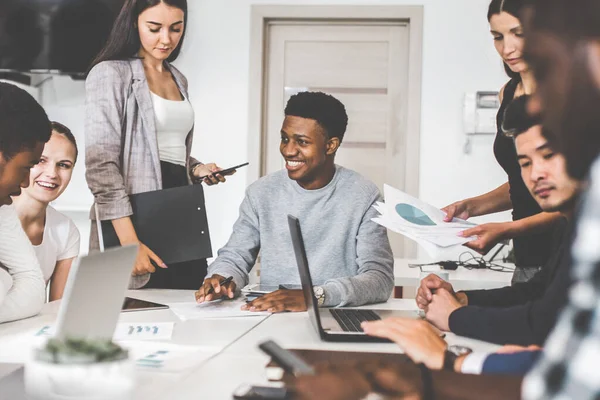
[358,96,582,378]
[414,96,580,347]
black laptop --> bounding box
[287,215,420,343]
[101,184,212,264]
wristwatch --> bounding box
[443,345,473,371]
[443,350,458,371]
[313,286,325,306]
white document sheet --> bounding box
[33,322,175,341]
[119,341,219,373]
[114,322,174,341]
[373,185,478,257]
[169,299,271,321]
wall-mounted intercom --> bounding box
[463,91,500,154]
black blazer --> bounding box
[448,218,572,346]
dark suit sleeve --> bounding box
[463,266,549,307]
[482,351,541,376]
[463,218,567,308]
[448,243,571,346]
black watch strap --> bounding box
[418,363,435,400]
[443,349,458,371]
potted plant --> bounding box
[25,338,134,400]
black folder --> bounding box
[101,184,212,264]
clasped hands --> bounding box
[415,273,467,332]
[195,274,307,313]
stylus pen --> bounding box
[206,276,233,296]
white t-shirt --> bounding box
[150,92,195,166]
[34,206,80,283]
[0,204,45,323]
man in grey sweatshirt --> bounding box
[195,91,394,312]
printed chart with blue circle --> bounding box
[395,203,437,226]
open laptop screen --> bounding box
[287,215,327,338]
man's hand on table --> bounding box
[241,289,306,313]
[361,318,448,370]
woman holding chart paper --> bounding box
[85,0,235,289]
[443,0,562,282]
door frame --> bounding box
[247,5,424,200]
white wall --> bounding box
[177,0,513,260]
[36,0,513,261]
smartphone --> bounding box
[233,384,291,400]
[241,284,280,294]
[242,284,302,295]
[258,340,314,377]
[197,162,249,180]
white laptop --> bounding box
[54,244,138,341]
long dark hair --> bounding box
[525,0,600,180]
[88,0,187,72]
[487,0,527,80]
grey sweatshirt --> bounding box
[208,165,394,307]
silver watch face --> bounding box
[448,345,472,356]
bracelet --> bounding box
[418,363,435,400]
[190,163,204,178]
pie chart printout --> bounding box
[395,203,436,226]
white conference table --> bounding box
[394,258,514,291]
[0,291,501,400]
[171,300,500,399]
[0,290,267,400]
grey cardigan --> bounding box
[85,58,200,289]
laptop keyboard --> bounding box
[329,309,381,332]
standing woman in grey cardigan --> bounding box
[85,0,231,289]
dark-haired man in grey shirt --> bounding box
[195,91,394,312]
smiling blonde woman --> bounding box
[12,122,80,301]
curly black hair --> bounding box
[284,91,348,143]
[0,82,51,160]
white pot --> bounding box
[25,357,135,400]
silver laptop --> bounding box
[54,244,139,341]
[288,215,420,343]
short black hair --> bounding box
[51,121,79,163]
[284,91,348,143]
[502,95,542,138]
[0,82,51,160]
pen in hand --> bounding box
[205,276,234,296]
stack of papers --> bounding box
[373,185,477,257]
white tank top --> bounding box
[150,92,195,166]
